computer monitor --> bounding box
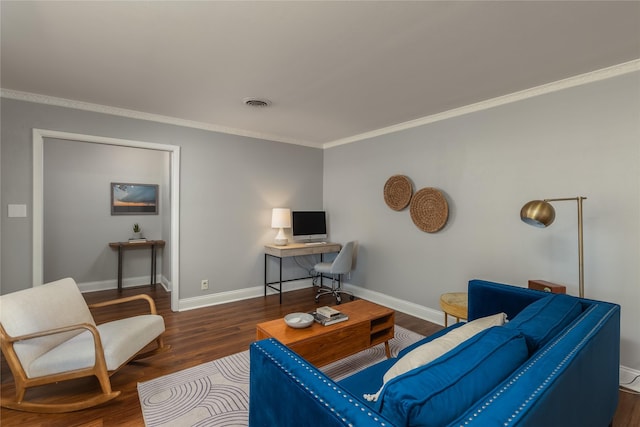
[292,211,327,241]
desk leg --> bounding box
[150,244,156,286]
[117,245,123,291]
[264,254,283,304]
[278,256,283,304]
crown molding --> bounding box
[323,59,640,149]
[2,59,638,150]
[0,88,319,148]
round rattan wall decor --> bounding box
[384,175,413,211]
[409,187,449,232]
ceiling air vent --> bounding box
[243,97,272,107]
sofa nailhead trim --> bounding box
[458,304,616,426]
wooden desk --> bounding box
[256,300,394,366]
[264,242,341,303]
[108,240,165,290]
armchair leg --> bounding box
[15,383,26,403]
[132,337,171,361]
[95,370,113,395]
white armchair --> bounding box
[0,277,169,413]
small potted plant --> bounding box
[132,223,143,240]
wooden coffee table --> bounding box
[256,300,394,367]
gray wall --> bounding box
[0,98,324,298]
[1,71,638,370]
[323,71,640,369]
[43,139,169,285]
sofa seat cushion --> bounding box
[363,312,506,402]
[27,314,165,378]
[338,358,397,409]
[504,293,582,352]
[377,326,528,427]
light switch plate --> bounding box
[8,204,27,218]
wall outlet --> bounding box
[201,279,209,290]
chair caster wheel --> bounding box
[350,295,355,301]
[315,297,319,303]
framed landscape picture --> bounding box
[111,183,159,215]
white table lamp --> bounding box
[271,208,291,246]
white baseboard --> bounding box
[78,275,166,293]
[176,280,445,325]
[342,283,445,326]
[178,279,313,311]
[620,365,640,392]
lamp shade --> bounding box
[520,200,555,228]
[271,208,291,229]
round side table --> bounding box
[439,292,468,327]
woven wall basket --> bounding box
[409,187,449,232]
[383,175,413,211]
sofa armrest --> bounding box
[249,339,393,427]
[451,300,620,427]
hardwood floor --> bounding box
[1,285,638,426]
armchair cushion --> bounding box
[28,314,165,377]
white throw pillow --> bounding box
[363,312,507,402]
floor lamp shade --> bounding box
[271,208,291,246]
[520,197,586,298]
[520,200,555,228]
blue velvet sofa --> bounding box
[249,280,620,426]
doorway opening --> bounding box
[32,129,180,311]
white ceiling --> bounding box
[2,1,639,148]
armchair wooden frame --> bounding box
[0,293,170,413]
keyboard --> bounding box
[304,242,327,246]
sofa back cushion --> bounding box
[504,293,582,352]
[377,326,528,427]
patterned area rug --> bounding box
[138,326,424,426]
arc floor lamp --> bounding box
[520,197,587,298]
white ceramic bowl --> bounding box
[284,312,314,329]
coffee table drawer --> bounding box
[289,323,369,366]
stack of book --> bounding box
[312,306,349,326]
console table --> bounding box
[264,242,341,303]
[108,240,165,290]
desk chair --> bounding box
[314,241,356,304]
